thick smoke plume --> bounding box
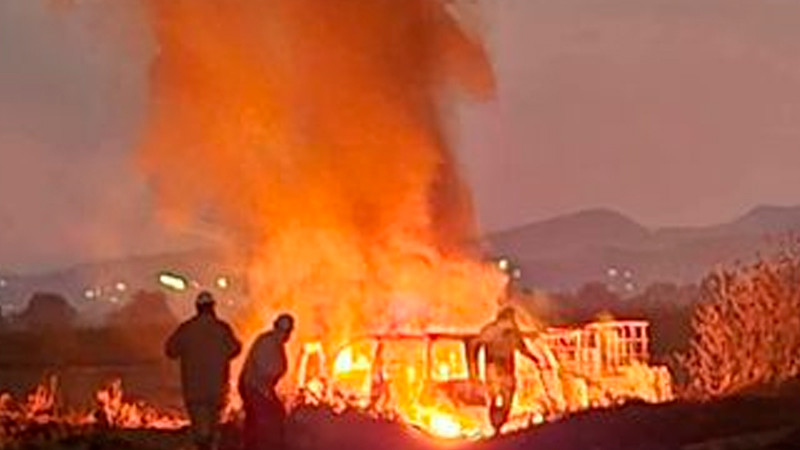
[138,0,504,348]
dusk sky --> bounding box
[2,0,800,272]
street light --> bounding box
[497,257,511,272]
[158,272,188,292]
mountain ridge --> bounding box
[486,204,800,291]
[4,204,800,311]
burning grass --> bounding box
[0,376,185,448]
[12,370,797,450]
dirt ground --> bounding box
[5,394,800,450]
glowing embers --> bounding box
[410,403,483,440]
[427,411,461,439]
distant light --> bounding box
[497,258,510,271]
[511,268,522,280]
[0,278,6,288]
[158,272,188,291]
[115,282,127,292]
[625,282,636,292]
[84,289,96,300]
[624,270,633,279]
[109,296,120,303]
[607,268,618,278]
[216,276,230,290]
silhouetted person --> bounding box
[166,291,241,450]
[469,306,548,435]
[239,313,294,450]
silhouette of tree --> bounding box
[107,290,177,328]
[18,292,77,330]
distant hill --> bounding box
[486,205,800,292]
[0,248,244,325]
[489,209,651,259]
[4,205,800,314]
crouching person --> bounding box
[166,291,242,450]
[239,313,295,450]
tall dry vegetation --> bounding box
[681,251,800,399]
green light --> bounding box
[158,272,188,291]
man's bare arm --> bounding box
[517,335,547,368]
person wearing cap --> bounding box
[165,291,242,450]
[238,313,295,450]
[468,306,549,435]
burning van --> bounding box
[295,319,673,439]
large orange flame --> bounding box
[138,0,502,367]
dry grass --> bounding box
[680,252,800,399]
